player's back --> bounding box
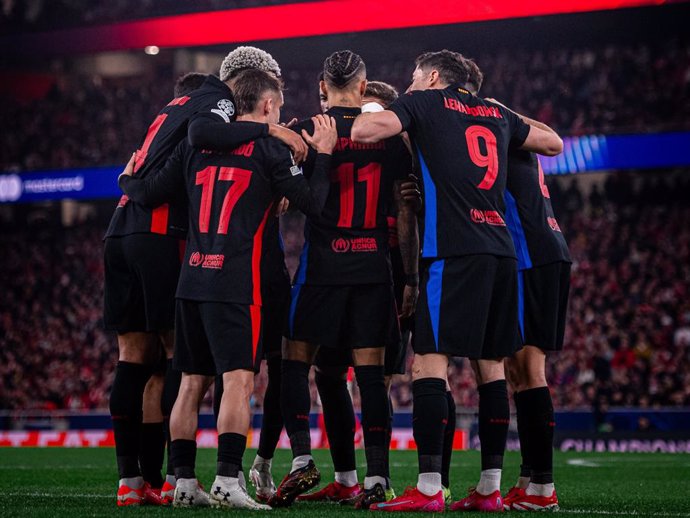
[505,150,571,270]
[293,106,412,285]
[106,75,236,240]
[174,137,292,306]
[389,85,530,260]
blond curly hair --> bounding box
[219,46,281,82]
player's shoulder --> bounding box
[292,117,314,134]
[507,147,537,169]
[256,135,294,161]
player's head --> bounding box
[219,46,281,83]
[173,72,208,97]
[363,80,398,108]
[463,57,483,95]
[317,71,328,113]
[321,50,367,102]
[409,50,469,92]
[232,68,284,125]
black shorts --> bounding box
[262,273,291,359]
[103,234,182,333]
[518,261,571,351]
[288,283,399,350]
[174,299,262,376]
[414,255,520,360]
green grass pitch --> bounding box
[0,448,688,517]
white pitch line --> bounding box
[561,510,690,517]
[2,492,111,499]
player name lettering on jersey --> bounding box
[444,97,503,119]
[334,137,386,152]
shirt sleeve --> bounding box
[187,112,269,150]
[501,106,530,148]
[267,141,330,218]
[290,118,317,177]
[118,142,187,207]
[388,91,424,132]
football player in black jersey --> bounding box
[103,46,307,507]
[298,80,417,506]
[272,51,418,509]
[118,69,337,509]
[353,50,563,512]
[462,59,571,513]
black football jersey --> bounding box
[388,85,530,259]
[119,138,330,305]
[505,150,571,270]
[105,75,266,240]
[292,106,413,285]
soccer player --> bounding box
[352,49,563,512]
[117,68,338,509]
[272,51,418,509]
[103,46,305,507]
[297,80,416,505]
[462,62,571,512]
[174,73,208,97]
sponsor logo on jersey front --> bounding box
[189,251,225,269]
[470,208,506,226]
[331,237,378,253]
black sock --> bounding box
[257,356,284,460]
[161,359,180,478]
[520,387,555,484]
[478,379,510,471]
[139,422,165,487]
[217,433,246,478]
[514,391,531,479]
[441,391,456,488]
[412,378,447,475]
[315,369,356,472]
[213,375,223,424]
[280,359,312,458]
[110,361,153,479]
[355,365,390,479]
[171,439,197,480]
[385,395,393,479]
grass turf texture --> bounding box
[0,449,688,517]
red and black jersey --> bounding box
[118,138,331,305]
[388,86,530,260]
[292,106,414,286]
[105,75,267,240]
[504,150,571,270]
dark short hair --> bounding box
[414,50,469,86]
[364,81,398,108]
[323,50,366,88]
[231,69,283,115]
[463,57,484,94]
[174,72,208,97]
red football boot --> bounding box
[370,486,444,512]
[509,490,559,511]
[297,481,362,502]
[450,488,504,512]
[502,486,526,511]
[142,483,163,505]
[116,482,144,507]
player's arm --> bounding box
[188,112,308,163]
[271,115,337,217]
[351,111,403,144]
[394,179,420,318]
[118,147,186,207]
[488,98,563,157]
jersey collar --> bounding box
[326,106,362,116]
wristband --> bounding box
[362,101,384,113]
[405,273,419,287]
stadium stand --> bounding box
[2,37,689,172]
[1,172,688,412]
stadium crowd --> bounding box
[1,172,688,412]
[2,37,689,172]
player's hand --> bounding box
[282,118,298,128]
[119,153,136,178]
[484,97,509,110]
[302,114,337,155]
[269,123,308,163]
[400,283,419,318]
[275,197,289,216]
[400,174,422,212]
